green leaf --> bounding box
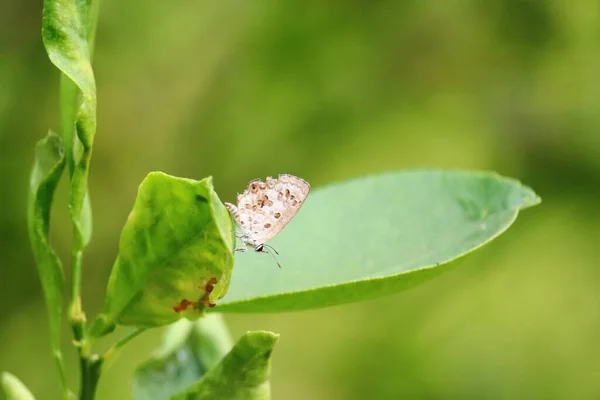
[170,331,277,400]
[0,372,36,400]
[92,172,235,332]
[42,0,96,149]
[215,170,541,313]
[132,314,233,400]
[26,132,68,387]
[43,0,98,319]
[58,69,93,248]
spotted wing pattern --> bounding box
[225,174,310,247]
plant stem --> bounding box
[60,0,102,398]
[101,328,147,373]
[59,75,77,176]
[86,0,101,56]
[79,355,102,400]
[52,349,73,399]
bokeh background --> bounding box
[2,0,599,399]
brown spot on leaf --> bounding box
[205,277,218,294]
[173,299,197,313]
[197,277,218,309]
[201,298,216,308]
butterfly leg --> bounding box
[234,240,248,252]
[230,228,248,252]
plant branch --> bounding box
[60,0,101,398]
[52,349,73,399]
[101,328,147,373]
[86,0,101,56]
[79,355,102,400]
[59,76,77,176]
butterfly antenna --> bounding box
[263,243,279,255]
[261,245,282,269]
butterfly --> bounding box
[225,174,311,268]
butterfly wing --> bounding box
[233,174,310,245]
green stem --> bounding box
[59,75,77,176]
[79,355,102,400]
[101,328,147,373]
[86,0,101,56]
[68,152,90,339]
[52,350,73,399]
[59,0,101,398]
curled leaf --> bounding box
[170,331,278,400]
[93,172,235,332]
[26,132,68,388]
[133,314,233,400]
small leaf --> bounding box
[26,132,67,373]
[0,372,36,400]
[170,331,278,400]
[215,170,541,313]
[186,315,234,371]
[42,0,96,148]
[43,0,97,263]
[93,172,235,332]
[132,314,233,400]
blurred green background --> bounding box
[2,0,599,399]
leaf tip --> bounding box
[242,330,280,352]
[0,371,36,400]
[513,182,542,210]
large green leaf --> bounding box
[132,314,233,400]
[0,372,36,400]
[92,172,235,333]
[26,132,68,387]
[215,170,541,312]
[170,331,277,400]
